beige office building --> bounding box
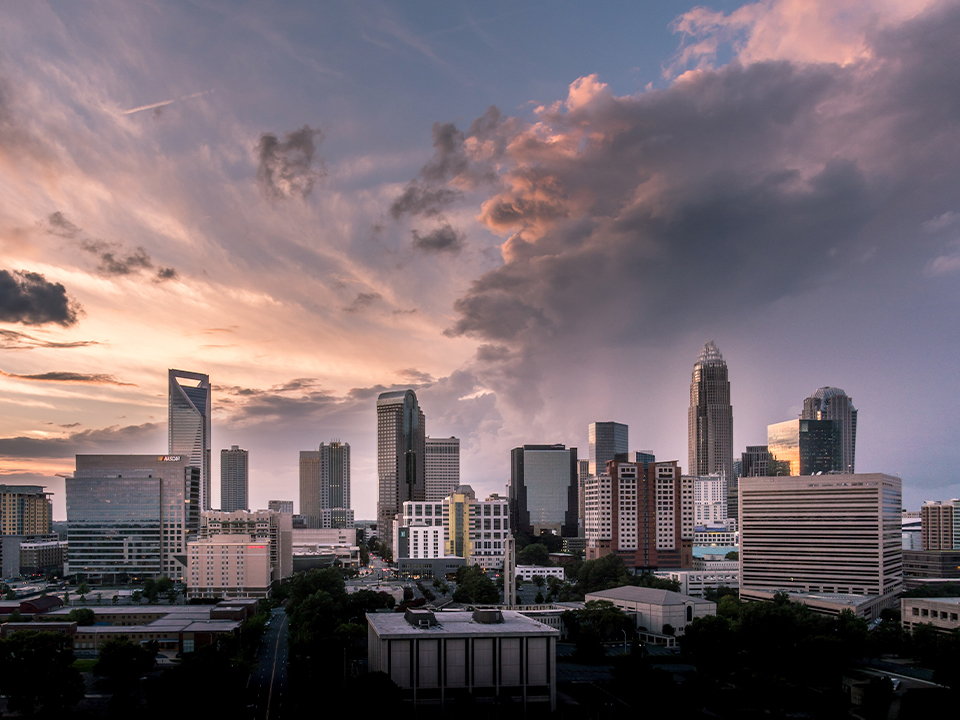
[199,509,292,581]
[186,535,271,600]
[739,474,902,604]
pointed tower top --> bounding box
[696,340,725,366]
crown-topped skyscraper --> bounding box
[687,341,734,510]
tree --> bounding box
[69,607,96,626]
[535,591,544,604]
[725,550,739,560]
[452,566,499,604]
[562,601,634,663]
[533,575,545,588]
[77,581,90,602]
[0,630,84,715]
[94,636,158,693]
[131,589,142,604]
[518,543,550,567]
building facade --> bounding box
[693,474,727,525]
[0,485,52,536]
[587,422,628,476]
[68,455,201,581]
[584,459,693,570]
[199,509,292,581]
[425,436,460,501]
[377,390,426,549]
[445,487,510,571]
[687,341,734,517]
[802,387,858,474]
[186,535,271,600]
[299,441,352,529]
[169,370,212,511]
[767,418,842,476]
[920,499,959,551]
[509,444,578,538]
[268,500,294,515]
[739,474,902,603]
[220,445,249,512]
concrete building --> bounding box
[291,527,360,570]
[739,474,902,611]
[802,387,858,474]
[902,597,960,633]
[199,509,292,581]
[19,538,67,576]
[446,487,511,572]
[584,460,693,570]
[186,535,271,600]
[585,586,716,643]
[220,445,249,512]
[509,444,578,538]
[694,524,739,546]
[655,567,740,597]
[515,565,565,582]
[396,522,444,560]
[693,474,727,525]
[378,390,426,550]
[401,501,447,529]
[687,341,733,503]
[299,441,352,529]
[168,369,212,511]
[767,418,841,476]
[367,608,559,710]
[902,549,960,587]
[425,436,460,501]
[0,485,52,535]
[68,455,201,582]
[920,499,959,550]
[268,500,293,515]
[587,422,628,476]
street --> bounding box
[248,607,289,720]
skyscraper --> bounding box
[687,341,733,481]
[588,422,628,476]
[169,369,212,511]
[299,440,352,529]
[801,387,858,473]
[767,418,841,476]
[509,444,578,537]
[220,445,249,512]
[425,436,460,501]
[377,390,425,549]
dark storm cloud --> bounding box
[0,368,135,386]
[77,240,177,282]
[256,125,326,200]
[0,329,98,350]
[420,4,960,357]
[0,422,162,459]
[45,211,81,238]
[341,292,382,313]
[390,180,459,219]
[389,106,514,218]
[412,224,464,254]
[0,269,80,326]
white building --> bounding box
[515,565,565,582]
[655,569,739,597]
[367,608,559,710]
[902,597,960,633]
[585,586,716,644]
[186,535,271,600]
[200,509,293,581]
[739,474,902,611]
[692,474,727,524]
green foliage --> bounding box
[451,565,499,604]
[517,542,551,567]
[562,600,634,663]
[9,608,24,623]
[535,591,544,603]
[902,582,960,598]
[77,581,90,597]
[94,636,158,693]
[150,637,249,715]
[69,607,96,626]
[725,550,739,560]
[0,630,84,715]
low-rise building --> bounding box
[584,586,715,637]
[515,566,565,582]
[200,509,292,581]
[902,597,960,633]
[367,608,559,710]
[655,569,739,597]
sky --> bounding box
[1,0,958,520]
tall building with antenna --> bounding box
[801,387,858,473]
[169,369,211,511]
[687,341,733,510]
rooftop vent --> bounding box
[404,608,438,627]
[472,609,503,624]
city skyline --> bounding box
[2,1,960,518]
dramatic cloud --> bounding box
[390,180,459,219]
[78,240,176,281]
[45,211,81,238]
[0,269,80,326]
[0,422,162,459]
[341,292,382,313]
[256,125,326,200]
[411,224,463,254]
[396,368,434,383]
[0,329,98,350]
[0,368,135,386]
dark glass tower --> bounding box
[588,422,629,476]
[802,387,857,473]
[169,369,211,511]
[767,418,841,476]
[688,341,734,480]
[377,390,425,550]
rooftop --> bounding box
[586,586,714,606]
[367,610,558,638]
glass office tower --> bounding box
[377,390,425,550]
[767,419,841,476]
[169,369,211,510]
[509,444,579,537]
[588,422,628,476]
[802,387,858,473]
